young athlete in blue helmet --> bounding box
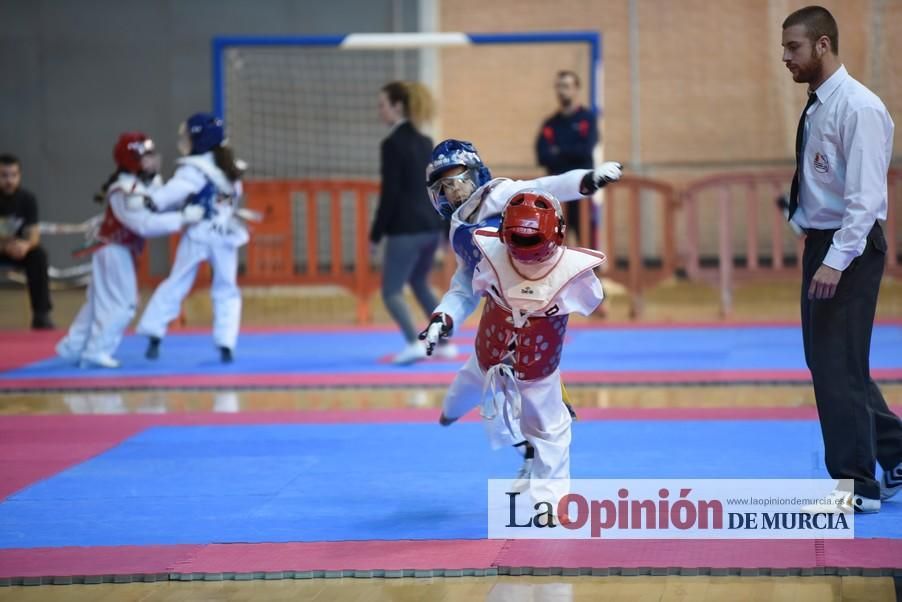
[420,138,622,490]
[137,113,249,363]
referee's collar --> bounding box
[811,64,847,105]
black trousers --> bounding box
[801,223,902,499]
[0,245,52,315]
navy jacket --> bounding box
[370,121,442,244]
[535,106,598,174]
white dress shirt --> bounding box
[793,65,894,271]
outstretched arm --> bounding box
[109,191,201,238]
[519,161,623,203]
[148,166,206,211]
[432,251,480,330]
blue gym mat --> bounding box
[3,324,902,382]
[1,419,898,548]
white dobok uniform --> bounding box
[442,228,605,504]
[57,173,185,362]
[136,153,248,350]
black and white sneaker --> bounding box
[880,461,902,501]
[801,489,880,514]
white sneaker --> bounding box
[79,353,121,369]
[511,458,533,493]
[55,340,81,363]
[433,343,459,360]
[880,462,902,501]
[392,341,427,365]
[801,489,880,514]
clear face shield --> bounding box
[140,152,161,177]
[128,139,160,178]
[428,168,479,217]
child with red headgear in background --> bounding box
[55,133,204,368]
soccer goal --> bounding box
[212,31,603,180]
[207,32,602,308]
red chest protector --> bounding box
[95,178,145,255]
[97,203,144,255]
[472,230,605,381]
[475,295,569,381]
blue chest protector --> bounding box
[452,214,502,272]
[187,180,218,219]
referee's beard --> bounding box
[792,49,824,85]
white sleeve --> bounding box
[825,106,894,271]
[554,270,604,316]
[510,170,589,203]
[109,190,185,238]
[433,251,481,331]
[149,166,206,211]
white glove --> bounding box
[418,313,453,356]
[181,204,205,224]
[593,162,623,187]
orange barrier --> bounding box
[137,177,683,322]
[681,168,901,316]
[240,180,382,323]
[138,170,900,322]
[595,175,680,317]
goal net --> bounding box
[214,32,603,180]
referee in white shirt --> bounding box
[782,6,902,513]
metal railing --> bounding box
[680,168,900,316]
[136,176,681,322]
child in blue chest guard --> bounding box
[418,138,622,490]
[136,113,248,363]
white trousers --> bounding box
[137,236,242,349]
[58,244,137,360]
[443,354,572,503]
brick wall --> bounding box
[438,0,901,176]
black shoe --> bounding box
[220,346,233,363]
[145,336,161,360]
[31,312,55,330]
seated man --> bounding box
[0,154,53,329]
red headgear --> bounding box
[113,132,156,173]
[499,189,566,264]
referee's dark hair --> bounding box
[782,5,838,54]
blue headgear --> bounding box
[425,139,492,219]
[186,112,225,154]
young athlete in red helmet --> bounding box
[428,188,606,505]
[56,133,204,368]
[421,139,620,496]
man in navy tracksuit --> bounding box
[535,70,599,248]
